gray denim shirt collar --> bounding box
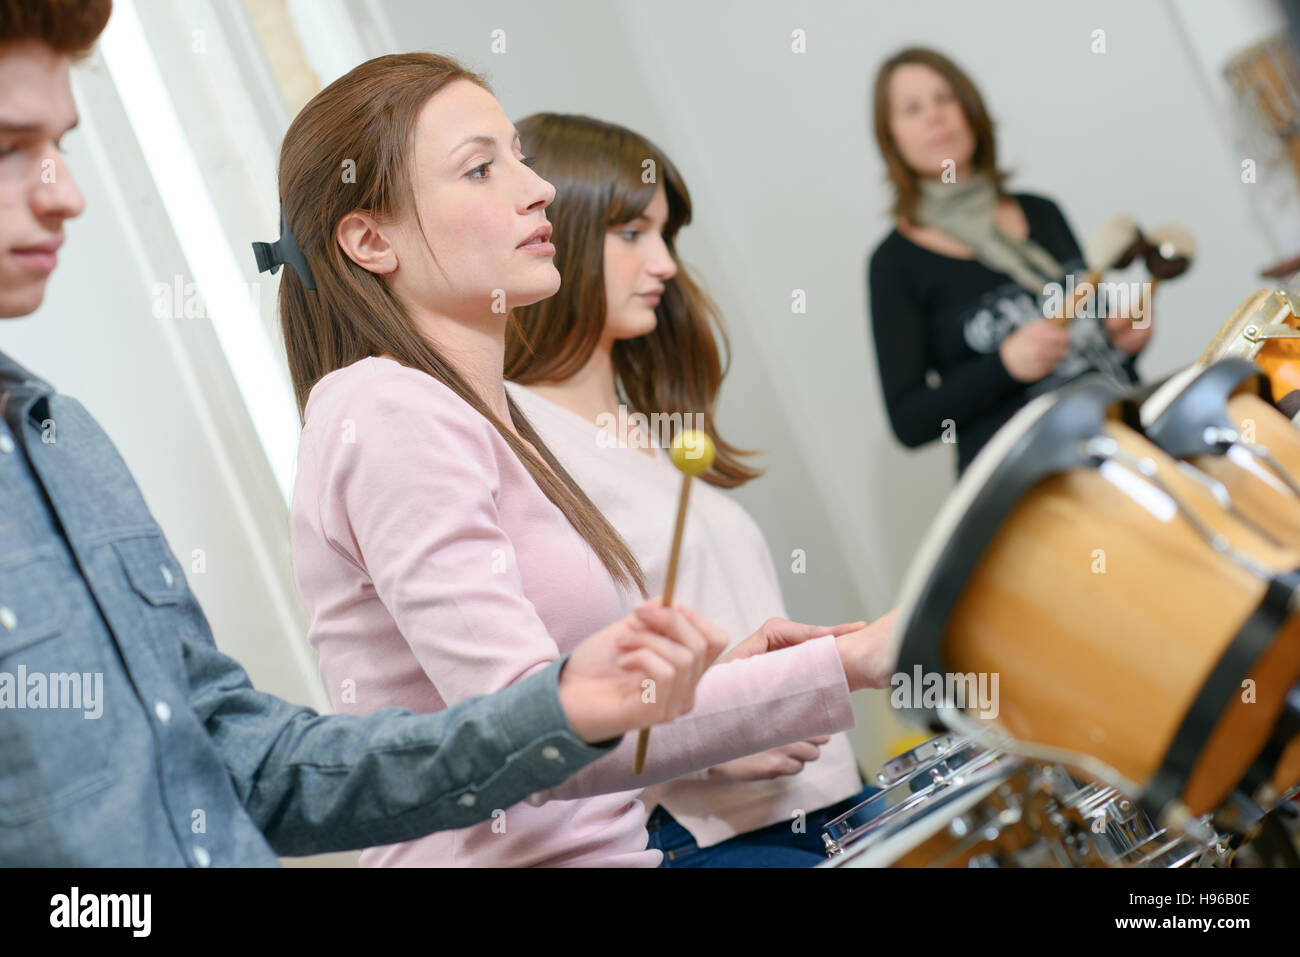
[0,349,54,434]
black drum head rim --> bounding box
[1139,358,1271,459]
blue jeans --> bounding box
[645,782,879,868]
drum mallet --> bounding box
[1053,212,1143,326]
[1137,223,1196,317]
[634,428,717,774]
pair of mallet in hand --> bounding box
[1054,214,1195,326]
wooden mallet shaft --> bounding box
[633,476,694,773]
[634,429,715,774]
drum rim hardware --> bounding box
[1196,289,1300,368]
[1081,433,1277,581]
[821,724,1229,868]
[1141,357,1300,499]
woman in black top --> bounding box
[867,48,1152,474]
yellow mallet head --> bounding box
[669,429,716,476]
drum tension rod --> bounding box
[1243,322,1300,342]
[1204,426,1300,500]
[1082,436,1275,581]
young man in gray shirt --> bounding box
[0,0,736,867]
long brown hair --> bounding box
[275,53,644,593]
[872,47,1007,223]
[505,113,761,488]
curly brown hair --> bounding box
[0,0,112,59]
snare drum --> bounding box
[892,375,1300,827]
[821,733,991,856]
[822,750,1223,868]
[823,753,1035,868]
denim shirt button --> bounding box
[154,700,172,723]
[542,745,562,762]
[160,564,174,588]
[0,433,13,454]
[193,846,211,867]
[457,793,477,808]
[0,606,15,630]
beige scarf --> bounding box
[915,173,1063,294]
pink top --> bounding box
[507,383,863,847]
[289,357,855,866]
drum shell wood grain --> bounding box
[939,419,1300,816]
[1188,392,1300,798]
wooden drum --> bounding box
[892,375,1300,827]
[1141,359,1300,807]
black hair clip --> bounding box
[251,207,317,290]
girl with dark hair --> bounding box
[868,47,1153,474]
[505,113,888,867]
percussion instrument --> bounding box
[1224,35,1300,194]
[1141,358,1300,811]
[820,733,1227,868]
[1053,216,1193,326]
[821,733,991,857]
[1136,223,1196,318]
[1197,288,1300,414]
[1144,224,1196,282]
[1052,213,1142,326]
[889,373,1300,834]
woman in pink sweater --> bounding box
[278,53,894,866]
[504,113,887,865]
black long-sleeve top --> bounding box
[868,192,1139,474]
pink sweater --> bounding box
[289,357,855,866]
